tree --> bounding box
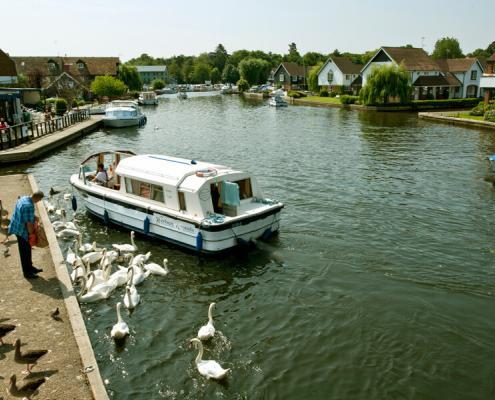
[210,44,229,72]
[151,79,165,90]
[308,62,324,93]
[127,53,157,66]
[27,68,44,88]
[359,64,412,105]
[91,76,127,99]
[210,67,221,84]
[284,42,302,64]
[467,48,490,59]
[119,64,142,91]
[238,58,271,85]
[487,41,495,56]
[431,37,464,59]
[236,78,249,93]
[229,50,251,67]
[303,52,325,67]
[221,63,240,84]
[190,61,211,83]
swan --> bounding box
[82,248,105,265]
[76,273,114,302]
[131,251,151,266]
[189,338,230,380]
[107,267,129,288]
[90,262,111,288]
[143,258,169,276]
[70,263,86,283]
[63,193,72,201]
[52,209,68,231]
[123,284,140,309]
[126,264,150,287]
[112,231,138,253]
[198,303,216,341]
[100,250,119,268]
[65,240,79,265]
[44,200,56,213]
[111,302,129,339]
[57,227,81,238]
[77,234,99,253]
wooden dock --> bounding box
[0,174,108,400]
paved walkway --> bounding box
[0,175,94,400]
[419,111,495,130]
[0,116,103,165]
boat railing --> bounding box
[0,109,90,151]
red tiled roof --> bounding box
[382,47,439,71]
[0,49,17,76]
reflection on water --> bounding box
[2,97,495,399]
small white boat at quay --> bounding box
[138,91,159,106]
[269,96,288,107]
[177,91,188,100]
[69,151,283,253]
[102,100,147,128]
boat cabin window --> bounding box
[234,178,252,199]
[178,191,187,211]
[125,178,164,203]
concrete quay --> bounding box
[0,116,103,165]
[0,174,108,400]
[419,111,495,130]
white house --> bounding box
[361,47,461,100]
[317,56,362,93]
[480,53,495,103]
[436,58,485,98]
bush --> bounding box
[287,90,307,98]
[236,78,249,93]
[128,90,140,99]
[470,105,485,116]
[55,98,68,115]
[151,79,165,90]
[329,91,337,97]
[91,76,127,99]
[319,88,329,97]
[485,110,495,123]
[340,95,359,105]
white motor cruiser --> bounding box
[102,100,147,128]
[69,151,283,253]
[138,91,159,106]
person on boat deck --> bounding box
[92,163,108,185]
[8,191,44,279]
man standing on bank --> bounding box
[8,191,44,279]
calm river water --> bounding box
[2,94,495,399]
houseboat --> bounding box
[138,91,159,105]
[69,151,283,253]
[102,100,147,128]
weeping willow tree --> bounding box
[360,64,412,105]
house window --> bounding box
[77,62,85,69]
[345,74,351,81]
[48,62,57,71]
[292,75,298,82]
[327,71,334,83]
[279,73,284,82]
[471,70,477,80]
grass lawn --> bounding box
[448,112,484,121]
[297,96,342,104]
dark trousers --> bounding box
[16,235,33,276]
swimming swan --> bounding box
[143,258,169,276]
[111,302,129,340]
[112,231,138,253]
[198,302,216,341]
[123,284,140,310]
[189,338,229,380]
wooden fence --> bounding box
[0,110,90,150]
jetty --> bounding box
[0,113,103,165]
[0,174,108,399]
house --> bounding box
[135,66,167,84]
[435,58,484,98]
[0,49,17,85]
[480,53,495,103]
[361,47,461,100]
[317,56,362,94]
[12,56,120,93]
[272,62,310,90]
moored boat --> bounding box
[269,96,288,107]
[177,91,188,100]
[138,91,159,105]
[102,100,147,128]
[69,151,283,253]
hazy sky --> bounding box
[3,0,494,60]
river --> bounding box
[2,94,495,399]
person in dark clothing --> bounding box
[8,191,44,279]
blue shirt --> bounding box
[8,196,35,241]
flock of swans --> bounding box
[47,192,230,381]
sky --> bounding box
[2,0,494,60]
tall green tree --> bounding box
[467,48,490,59]
[284,42,302,64]
[303,52,325,67]
[210,67,221,84]
[238,58,271,85]
[229,50,251,67]
[359,64,412,105]
[210,44,229,72]
[308,62,324,92]
[221,63,240,84]
[431,37,464,59]
[127,53,157,65]
[119,64,142,91]
[190,62,211,83]
[91,76,127,98]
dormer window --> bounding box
[77,61,85,70]
[48,61,57,71]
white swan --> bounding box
[82,248,105,265]
[143,258,169,276]
[75,274,106,303]
[100,250,119,268]
[112,231,137,253]
[131,251,151,266]
[65,240,79,265]
[189,338,230,380]
[107,267,129,288]
[70,263,86,283]
[126,264,150,287]
[198,303,216,341]
[44,200,56,213]
[77,234,98,253]
[57,227,81,238]
[123,284,140,310]
[111,302,129,340]
[63,193,72,201]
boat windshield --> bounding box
[79,151,135,190]
[106,109,137,118]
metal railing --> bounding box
[0,110,90,150]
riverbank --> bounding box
[0,174,108,400]
[0,116,103,165]
[419,111,495,130]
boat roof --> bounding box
[109,100,138,107]
[106,106,138,112]
[115,154,242,189]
